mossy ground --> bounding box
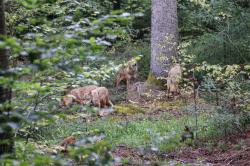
[113,103,145,115]
[146,72,165,88]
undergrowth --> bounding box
[23,100,250,154]
[87,113,210,151]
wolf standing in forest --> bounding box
[116,58,138,90]
[166,63,182,97]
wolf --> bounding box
[116,58,138,90]
[61,85,98,106]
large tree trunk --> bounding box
[0,0,13,155]
[149,0,178,82]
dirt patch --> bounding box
[145,106,183,119]
[112,145,160,165]
[166,133,250,166]
[207,147,250,166]
[112,132,250,166]
[166,146,250,166]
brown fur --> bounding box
[167,63,182,96]
[59,136,76,148]
[116,58,138,90]
[90,87,112,108]
[62,85,98,106]
[62,95,75,107]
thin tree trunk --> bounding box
[150,0,179,78]
[0,0,13,155]
[113,0,121,10]
[0,0,8,70]
[0,0,7,70]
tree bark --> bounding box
[150,0,179,78]
[0,0,13,155]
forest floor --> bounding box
[111,85,250,165]
[113,132,250,165]
[30,82,250,165]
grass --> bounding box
[30,101,249,155]
[87,112,209,151]
[34,107,212,152]
[35,118,88,145]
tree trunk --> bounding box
[149,0,178,80]
[112,0,121,10]
[0,0,13,155]
[0,0,8,71]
